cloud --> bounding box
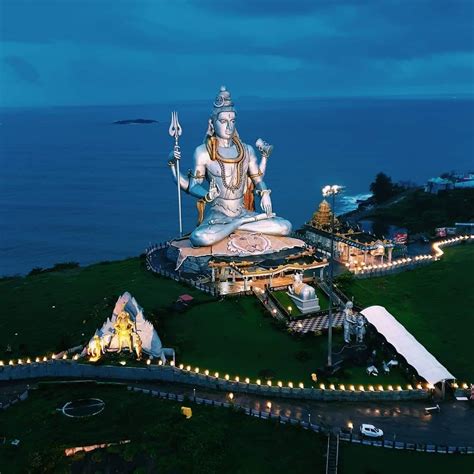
[3,55,40,83]
[0,0,472,106]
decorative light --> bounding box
[426,383,434,390]
[73,354,79,361]
[158,360,163,366]
[416,383,423,390]
[388,385,393,391]
[179,364,184,370]
[339,384,345,391]
[18,359,23,365]
[204,369,209,375]
[266,401,272,410]
[378,385,384,391]
[462,383,469,389]
[62,353,68,359]
[256,379,261,385]
[35,357,41,363]
[9,360,14,366]
[119,360,126,366]
[369,385,375,391]
[245,377,250,384]
[397,385,403,391]
[51,354,56,360]
[0,361,3,366]
[267,380,272,387]
[329,384,335,390]
[146,359,151,365]
[235,376,240,382]
[194,367,199,373]
[298,382,304,389]
[277,381,283,388]
[228,392,234,400]
[225,374,230,381]
[43,356,47,362]
[170,360,175,366]
[407,384,413,390]
[349,385,355,391]
[288,382,293,388]
[319,383,325,390]
[347,422,353,430]
[358,385,365,392]
[186,365,191,371]
[214,372,219,378]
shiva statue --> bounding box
[169,86,292,247]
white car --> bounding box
[360,424,384,438]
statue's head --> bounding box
[207,86,236,139]
[345,301,354,309]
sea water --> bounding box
[1,98,473,275]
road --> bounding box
[2,379,473,447]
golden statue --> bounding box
[88,335,103,362]
[132,332,143,360]
[114,309,134,353]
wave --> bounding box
[336,193,372,215]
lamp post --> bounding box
[322,184,344,367]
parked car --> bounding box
[360,424,384,438]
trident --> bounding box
[169,111,183,237]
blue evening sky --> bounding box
[1,0,473,107]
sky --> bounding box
[1,0,473,107]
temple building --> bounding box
[207,245,328,294]
[297,199,394,270]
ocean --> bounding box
[1,98,473,276]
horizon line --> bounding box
[1,92,473,109]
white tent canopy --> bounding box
[361,305,455,385]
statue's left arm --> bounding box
[247,145,272,215]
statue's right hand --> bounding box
[174,149,181,161]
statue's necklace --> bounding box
[209,136,245,192]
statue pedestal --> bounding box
[146,230,329,295]
[287,292,320,314]
[168,231,308,272]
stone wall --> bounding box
[0,361,430,402]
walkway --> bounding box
[288,312,344,333]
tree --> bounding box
[370,172,395,204]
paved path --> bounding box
[131,381,474,447]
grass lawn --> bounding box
[339,444,473,474]
[0,258,210,360]
[0,258,408,385]
[0,382,471,474]
[340,244,474,382]
[0,382,326,473]
[161,297,408,385]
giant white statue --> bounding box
[169,86,292,247]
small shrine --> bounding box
[287,273,320,314]
[83,292,175,363]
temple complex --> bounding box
[299,199,394,270]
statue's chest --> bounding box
[207,155,249,184]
